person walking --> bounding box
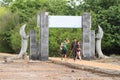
[76,41,81,60]
[60,38,69,61]
[71,38,77,61]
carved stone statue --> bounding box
[96,25,108,58]
[18,24,29,58]
[6,24,29,62]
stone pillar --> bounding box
[29,30,38,60]
[39,12,49,61]
[82,13,92,60]
[91,30,95,59]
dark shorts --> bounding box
[61,49,67,54]
[72,50,77,60]
[73,50,77,55]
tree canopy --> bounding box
[0,0,120,56]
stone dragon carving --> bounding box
[6,24,29,62]
[18,24,29,58]
[96,25,108,58]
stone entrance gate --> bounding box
[29,12,95,61]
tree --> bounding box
[0,0,13,7]
[80,0,120,54]
[0,10,20,52]
[0,0,77,53]
[97,5,120,54]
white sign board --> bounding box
[48,16,82,28]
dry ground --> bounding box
[0,53,120,80]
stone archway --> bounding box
[29,12,95,61]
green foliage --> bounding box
[0,0,13,7]
[82,0,120,54]
[46,0,71,15]
[0,9,19,53]
[49,28,82,57]
[0,7,8,16]
[97,5,120,54]
[83,0,120,12]
[10,0,38,23]
[10,25,21,53]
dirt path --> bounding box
[0,53,120,80]
[0,61,120,80]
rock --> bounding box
[71,70,75,72]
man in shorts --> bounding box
[60,39,69,61]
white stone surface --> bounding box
[48,16,82,28]
[18,24,29,58]
[96,25,108,58]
